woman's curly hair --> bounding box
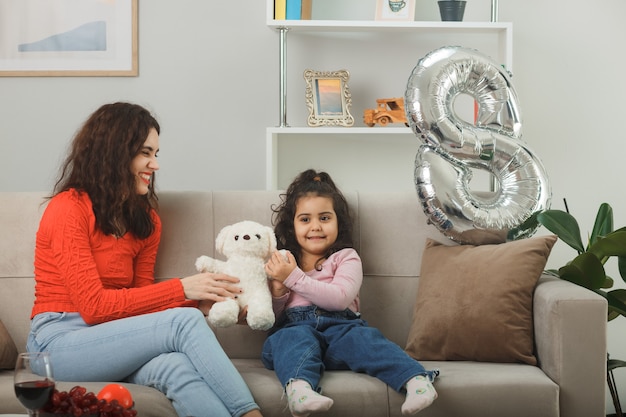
[271,169,354,270]
[51,102,160,239]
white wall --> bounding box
[0,1,276,192]
[508,3,626,412]
[2,0,626,412]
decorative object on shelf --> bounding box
[274,0,286,19]
[363,98,408,127]
[286,0,301,20]
[405,46,551,245]
[274,0,311,21]
[375,0,416,21]
[437,0,466,21]
[301,0,312,20]
[304,69,354,127]
[284,0,312,20]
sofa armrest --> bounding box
[533,274,607,417]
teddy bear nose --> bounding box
[243,235,251,240]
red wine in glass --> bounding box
[15,379,55,410]
[14,352,55,417]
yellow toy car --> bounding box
[363,97,408,127]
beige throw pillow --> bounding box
[405,235,557,365]
[0,320,18,369]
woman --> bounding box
[28,102,263,417]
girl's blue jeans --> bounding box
[27,307,259,417]
[261,305,438,393]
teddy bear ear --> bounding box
[215,224,232,254]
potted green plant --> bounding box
[438,0,467,21]
[530,202,626,416]
[535,203,626,315]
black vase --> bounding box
[438,1,467,21]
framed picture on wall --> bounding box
[375,0,416,21]
[304,69,354,127]
[0,0,138,77]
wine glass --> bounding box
[14,352,55,417]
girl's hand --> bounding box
[181,272,242,301]
[269,279,289,298]
[265,250,296,282]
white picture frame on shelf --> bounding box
[375,0,416,21]
[304,69,354,127]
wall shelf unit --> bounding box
[266,127,414,189]
[265,1,512,191]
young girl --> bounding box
[262,169,438,417]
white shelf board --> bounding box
[267,20,511,33]
[267,126,415,135]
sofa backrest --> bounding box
[0,191,447,358]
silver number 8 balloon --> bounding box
[405,46,551,245]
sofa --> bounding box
[0,190,607,417]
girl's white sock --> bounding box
[401,375,438,415]
[286,379,334,417]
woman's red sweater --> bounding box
[31,189,197,325]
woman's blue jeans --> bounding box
[261,306,438,393]
[27,307,258,417]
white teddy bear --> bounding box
[195,220,276,331]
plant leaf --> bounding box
[543,269,560,278]
[590,203,613,247]
[537,210,585,253]
[619,257,626,285]
[607,289,626,321]
[608,310,620,321]
[559,252,606,290]
[507,211,540,241]
[608,358,626,371]
[588,231,626,260]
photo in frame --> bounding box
[0,0,137,76]
[375,0,416,21]
[304,69,354,127]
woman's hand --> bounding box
[265,250,296,283]
[181,272,242,302]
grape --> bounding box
[41,385,137,417]
[69,386,87,397]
